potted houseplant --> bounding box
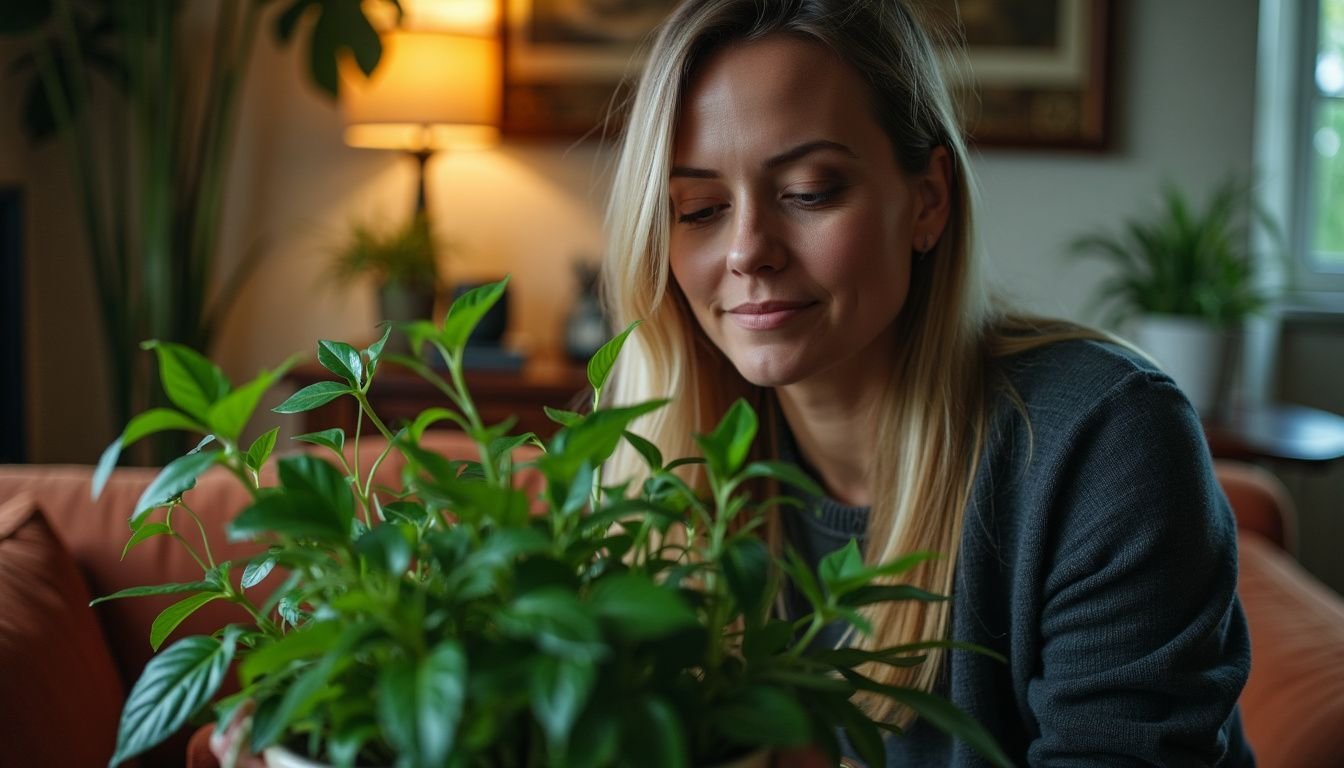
[328,214,444,348]
[92,278,1010,768]
[1069,176,1279,414]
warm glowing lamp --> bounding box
[340,25,501,212]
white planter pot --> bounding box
[1132,314,1234,415]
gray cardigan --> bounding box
[779,339,1254,766]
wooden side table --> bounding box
[1203,403,1344,467]
[285,358,590,439]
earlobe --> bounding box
[914,146,954,246]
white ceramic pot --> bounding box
[1132,314,1234,415]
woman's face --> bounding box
[668,35,950,390]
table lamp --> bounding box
[340,20,501,214]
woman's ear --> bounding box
[913,146,953,246]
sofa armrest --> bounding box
[1215,459,1296,552]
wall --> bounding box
[11,2,1341,588]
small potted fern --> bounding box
[1069,176,1280,414]
[94,278,1009,768]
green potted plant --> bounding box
[92,278,1010,768]
[328,214,444,336]
[1069,176,1280,413]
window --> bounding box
[1301,0,1344,278]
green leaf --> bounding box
[132,451,219,524]
[119,523,175,560]
[383,501,430,527]
[278,454,354,527]
[241,555,277,590]
[588,574,697,641]
[842,671,1013,768]
[377,658,417,758]
[622,430,663,471]
[407,407,469,441]
[712,686,812,748]
[250,623,370,752]
[111,630,240,767]
[416,642,468,766]
[531,656,595,758]
[696,398,757,481]
[229,491,349,544]
[587,320,640,394]
[742,619,794,661]
[207,371,278,442]
[150,593,224,651]
[499,589,607,662]
[355,523,412,575]
[273,381,351,413]
[365,324,393,368]
[544,406,581,427]
[239,621,343,687]
[829,551,940,596]
[722,536,771,623]
[819,539,864,596]
[245,428,280,472]
[93,409,210,499]
[622,696,687,768]
[740,460,823,497]
[442,277,509,351]
[318,339,364,386]
[90,581,214,607]
[144,341,230,422]
[293,427,346,455]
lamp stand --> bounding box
[412,148,434,214]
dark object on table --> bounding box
[565,260,609,362]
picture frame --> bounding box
[501,0,1113,150]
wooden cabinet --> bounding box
[285,359,590,439]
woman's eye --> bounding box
[786,187,843,207]
[677,205,723,224]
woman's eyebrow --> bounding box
[670,139,858,180]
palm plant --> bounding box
[1069,176,1280,327]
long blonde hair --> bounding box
[601,0,1107,726]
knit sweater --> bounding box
[778,339,1255,766]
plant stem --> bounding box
[178,501,217,570]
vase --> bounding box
[1133,314,1237,416]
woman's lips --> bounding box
[725,301,817,330]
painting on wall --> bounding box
[502,0,1112,150]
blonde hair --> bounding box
[601,0,1108,726]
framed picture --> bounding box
[502,0,1113,150]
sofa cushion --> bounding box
[1238,530,1344,767]
[0,492,127,767]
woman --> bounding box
[599,0,1254,765]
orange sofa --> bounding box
[2,437,1341,767]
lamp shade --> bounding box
[341,29,501,151]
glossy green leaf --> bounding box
[207,370,276,442]
[531,656,595,757]
[318,339,363,386]
[498,589,607,662]
[722,536,770,623]
[110,629,239,767]
[376,658,416,758]
[355,523,413,575]
[544,406,581,427]
[841,671,1012,768]
[696,398,757,481]
[273,381,351,414]
[93,409,209,499]
[408,407,468,440]
[90,581,214,607]
[293,427,345,455]
[150,592,223,651]
[245,427,280,472]
[442,277,509,351]
[622,430,663,471]
[586,320,640,394]
[365,324,393,368]
[588,574,697,641]
[740,460,823,497]
[742,619,794,661]
[119,523,175,560]
[712,685,812,748]
[819,539,864,597]
[277,454,354,530]
[622,696,687,768]
[132,451,219,524]
[241,554,277,590]
[144,341,230,422]
[829,551,940,596]
[229,491,349,544]
[416,641,468,766]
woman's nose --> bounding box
[726,204,786,275]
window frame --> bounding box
[1292,0,1344,296]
